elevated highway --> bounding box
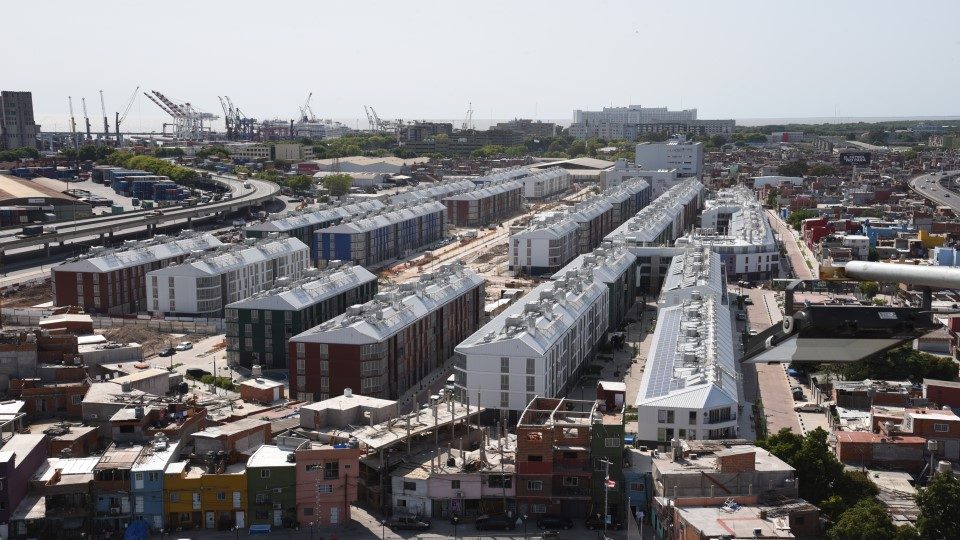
[908,169,960,212]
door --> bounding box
[273,510,282,527]
[235,511,245,529]
[205,511,215,529]
[330,506,339,525]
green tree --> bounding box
[766,187,780,207]
[710,134,728,147]
[868,248,880,261]
[809,164,837,176]
[196,145,231,160]
[787,209,818,230]
[835,345,959,383]
[865,129,887,145]
[567,140,587,156]
[320,173,353,196]
[827,499,895,540]
[858,281,880,298]
[903,149,918,161]
[285,175,313,192]
[778,160,809,177]
[0,146,41,162]
[916,472,960,540]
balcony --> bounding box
[553,460,591,474]
[705,413,738,425]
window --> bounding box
[403,481,417,491]
[527,480,543,491]
[605,437,620,448]
[526,358,535,374]
[562,476,579,487]
[501,392,509,408]
[71,394,83,405]
[658,410,674,424]
[451,480,460,489]
[217,492,226,501]
[657,428,667,442]
[179,512,191,522]
[526,376,535,392]
[134,472,143,481]
[528,455,543,462]
[562,451,577,459]
[255,494,266,504]
[501,357,510,372]
[489,475,512,489]
[317,485,333,494]
[501,374,509,390]
[595,458,607,471]
[934,423,950,433]
[396,499,406,507]
[148,472,160,482]
[324,461,339,480]
[260,469,270,479]
[305,464,321,472]
[689,411,697,425]
[303,508,314,516]
[629,482,645,492]
[531,503,547,514]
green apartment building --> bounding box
[225,262,377,370]
[247,441,303,528]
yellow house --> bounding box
[918,230,947,249]
[164,460,248,531]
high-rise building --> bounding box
[570,104,733,141]
[0,91,40,150]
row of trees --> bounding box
[103,151,198,182]
[0,146,40,162]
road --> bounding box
[766,209,815,280]
[0,173,278,255]
[909,169,960,211]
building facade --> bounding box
[635,136,704,176]
[0,91,40,150]
[443,179,524,227]
[509,215,579,276]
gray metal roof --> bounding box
[605,178,703,242]
[54,232,223,273]
[320,200,446,234]
[225,262,376,311]
[552,240,636,283]
[147,236,308,278]
[246,200,385,233]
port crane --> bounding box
[115,85,140,146]
[81,97,92,141]
[99,90,109,137]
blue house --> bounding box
[623,448,654,527]
[131,438,181,532]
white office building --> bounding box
[634,289,739,444]
[454,270,609,412]
[509,214,579,276]
[147,235,310,317]
[676,187,778,280]
[635,136,704,177]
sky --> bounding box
[6,0,960,132]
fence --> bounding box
[0,307,224,335]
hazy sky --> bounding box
[7,0,960,130]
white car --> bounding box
[174,342,193,351]
[794,402,822,413]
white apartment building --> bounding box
[635,136,704,176]
[601,159,679,197]
[509,214,579,276]
[147,235,310,317]
[570,105,734,140]
[635,290,739,444]
[454,270,609,412]
[658,248,726,308]
[606,178,705,247]
[522,167,570,199]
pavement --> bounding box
[909,170,960,211]
[766,209,815,280]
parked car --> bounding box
[743,297,754,305]
[158,347,175,357]
[795,402,823,413]
[174,341,193,351]
[736,313,746,321]
[537,515,573,530]
[386,515,430,531]
[585,514,623,530]
[476,515,515,531]
[186,368,211,379]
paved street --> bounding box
[766,209,815,280]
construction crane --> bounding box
[461,101,474,131]
[81,97,92,141]
[115,85,140,146]
[99,90,109,137]
[67,96,78,148]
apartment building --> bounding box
[245,200,385,258]
[0,434,47,527]
[313,201,446,268]
[605,178,703,247]
[569,199,615,254]
[509,214,579,276]
[225,263,378,370]
[570,105,734,141]
[52,232,223,315]
[0,91,40,150]
[289,263,484,401]
[389,179,477,206]
[147,235,310,317]
[294,441,362,528]
[521,167,571,200]
[634,291,739,444]
[601,177,652,225]
[130,439,182,531]
[635,136,704,177]
[657,248,726,308]
[554,241,638,333]
[164,459,248,530]
[11,456,101,538]
[246,440,304,528]
[443,179,524,227]
[454,270,609,412]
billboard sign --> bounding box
[839,152,871,166]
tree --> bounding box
[858,281,880,298]
[828,499,895,540]
[0,146,40,162]
[320,173,353,196]
[787,209,818,230]
[868,248,880,262]
[567,140,587,156]
[778,160,809,177]
[916,472,960,539]
[865,129,887,145]
[903,148,918,161]
[710,134,728,147]
[809,164,837,176]
[285,175,313,192]
[196,146,230,160]
[766,187,780,207]
[835,345,959,383]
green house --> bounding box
[247,442,302,528]
[225,262,377,371]
[590,397,626,523]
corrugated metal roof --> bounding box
[54,232,223,273]
[226,262,376,311]
[147,236,308,278]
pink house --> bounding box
[294,442,361,528]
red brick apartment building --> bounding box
[288,263,483,401]
[51,232,221,315]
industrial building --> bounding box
[442,178,524,227]
[634,268,739,443]
[454,270,608,412]
[675,187,779,280]
[225,263,378,370]
[0,91,40,150]
[509,214,579,276]
[553,240,638,333]
[52,232,223,315]
[313,200,446,268]
[0,173,92,223]
[245,200,385,258]
[289,263,484,402]
[147,235,310,317]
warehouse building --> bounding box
[147,235,310,317]
[52,232,223,315]
[454,269,608,413]
[509,214,579,276]
[634,289,739,444]
[289,263,484,402]
[553,240,638,333]
[0,173,92,222]
[675,187,778,280]
[313,200,446,268]
[225,263,378,370]
[442,178,524,227]
[245,200,385,258]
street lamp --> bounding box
[381,518,387,540]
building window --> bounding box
[489,475,512,489]
[658,410,674,424]
[527,480,543,491]
[562,477,579,487]
[324,461,339,480]
[255,494,266,504]
[526,358,535,374]
[501,375,509,390]
[531,503,547,514]
[451,480,460,489]
[303,508,314,516]
[148,472,160,482]
[934,423,950,433]
[629,482,645,492]
[689,411,697,425]
[134,472,143,481]
[396,499,406,507]
[305,464,321,472]
[217,492,226,501]
[317,485,333,494]
[501,357,509,372]
[500,392,510,408]
[605,437,620,448]
[403,481,416,491]
[170,492,180,502]
[260,469,270,478]
[72,394,83,405]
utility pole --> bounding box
[602,457,612,535]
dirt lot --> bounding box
[1,281,53,307]
[102,326,211,356]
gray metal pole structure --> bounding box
[844,261,960,290]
